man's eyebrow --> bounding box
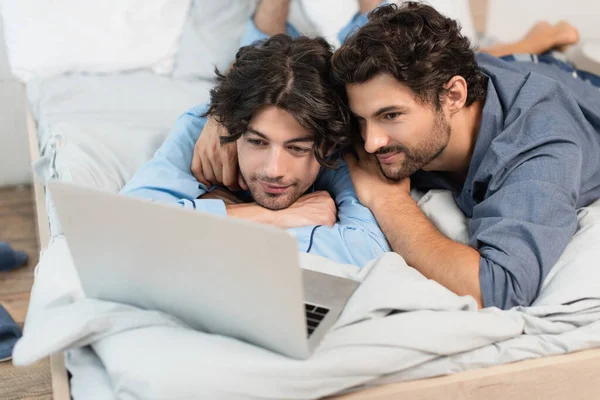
[246,128,269,140]
[373,105,409,117]
[285,136,314,145]
[246,128,313,145]
[352,105,408,120]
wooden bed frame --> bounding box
[25,98,72,400]
[24,92,600,400]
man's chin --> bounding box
[380,165,409,182]
[253,193,297,211]
[379,160,422,182]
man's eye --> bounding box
[289,146,311,154]
[248,138,266,146]
[385,112,400,120]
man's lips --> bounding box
[258,181,291,194]
[376,151,402,164]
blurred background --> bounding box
[0,0,599,187]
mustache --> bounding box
[375,145,409,156]
[251,175,297,186]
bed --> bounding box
[21,73,600,400]
[11,0,600,399]
[22,92,600,399]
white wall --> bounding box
[0,15,31,186]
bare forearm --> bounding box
[226,203,276,226]
[254,0,291,36]
[371,195,483,307]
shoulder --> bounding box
[481,64,584,163]
[477,52,584,123]
[180,103,209,121]
[314,161,352,192]
[166,103,210,144]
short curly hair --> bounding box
[331,2,487,109]
[203,34,352,168]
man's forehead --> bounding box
[347,95,413,118]
[347,75,416,115]
[247,105,314,142]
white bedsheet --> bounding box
[13,191,600,399]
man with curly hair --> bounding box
[120,33,390,268]
[330,2,600,309]
[189,0,588,305]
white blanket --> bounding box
[13,191,600,399]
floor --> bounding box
[0,185,52,399]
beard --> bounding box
[243,173,306,211]
[375,111,451,181]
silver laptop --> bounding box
[48,181,359,359]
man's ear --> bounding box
[442,76,468,114]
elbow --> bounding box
[479,256,540,310]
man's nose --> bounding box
[363,123,390,153]
[264,148,287,177]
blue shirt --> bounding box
[414,53,600,309]
[120,106,390,267]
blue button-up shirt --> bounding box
[120,106,390,267]
[414,54,600,309]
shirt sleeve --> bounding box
[473,132,582,310]
[240,16,301,48]
[294,162,390,268]
[338,12,369,44]
[119,105,227,217]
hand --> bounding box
[191,117,247,191]
[272,191,337,229]
[344,146,410,208]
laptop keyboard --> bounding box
[304,303,330,337]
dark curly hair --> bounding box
[203,34,352,168]
[331,2,487,109]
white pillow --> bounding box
[172,0,258,80]
[0,0,191,82]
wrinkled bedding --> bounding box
[13,190,600,399]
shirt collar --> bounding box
[462,71,503,189]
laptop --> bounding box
[48,181,359,359]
